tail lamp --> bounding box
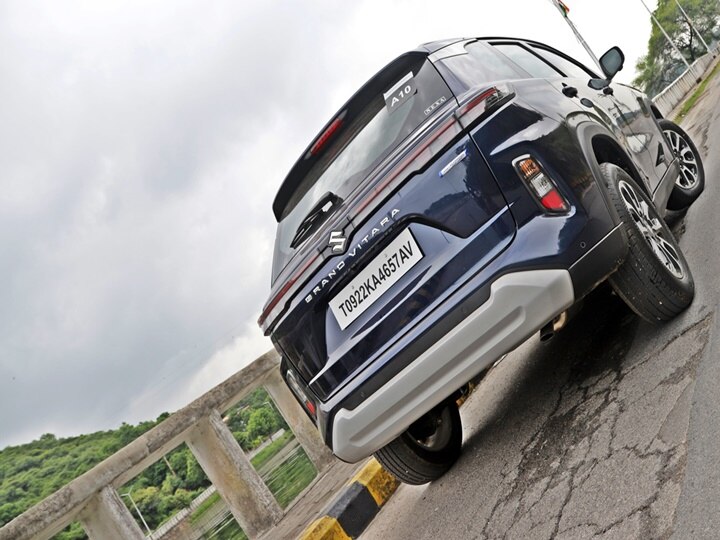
[513,156,569,213]
[285,368,317,421]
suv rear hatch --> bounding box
[260,49,517,401]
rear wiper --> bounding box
[290,191,343,249]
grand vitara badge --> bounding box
[384,72,416,114]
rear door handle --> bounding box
[562,86,579,98]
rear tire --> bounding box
[600,163,694,323]
[374,400,462,485]
[660,119,705,211]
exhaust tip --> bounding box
[540,311,569,342]
[540,322,555,342]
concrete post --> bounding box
[186,410,282,539]
[79,486,146,540]
[264,370,335,472]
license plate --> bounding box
[330,228,423,330]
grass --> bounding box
[674,60,720,123]
[249,430,294,470]
[207,515,248,540]
[263,448,317,508]
[190,491,221,524]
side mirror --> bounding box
[599,46,625,80]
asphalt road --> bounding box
[362,72,720,540]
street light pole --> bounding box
[162,455,178,478]
[639,0,692,70]
[121,488,153,538]
[547,0,604,73]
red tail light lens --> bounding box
[538,189,567,212]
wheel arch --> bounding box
[589,135,650,198]
[574,122,651,229]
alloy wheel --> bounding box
[618,180,684,280]
[664,129,700,190]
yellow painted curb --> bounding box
[349,458,400,506]
[299,516,351,540]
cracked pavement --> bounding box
[361,65,720,540]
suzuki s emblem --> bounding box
[329,231,347,253]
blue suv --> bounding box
[258,38,702,484]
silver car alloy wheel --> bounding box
[618,180,684,280]
[664,128,700,190]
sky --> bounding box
[0,0,657,448]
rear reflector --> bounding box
[305,400,316,417]
[514,156,568,213]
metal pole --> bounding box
[548,0,604,73]
[674,0,713,54]
[639,0,692,70]
[162,455,177,478]
[121,489,154,538]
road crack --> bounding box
[476,305,710,539]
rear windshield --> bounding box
[271,53,451,282]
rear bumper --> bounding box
[331,268,574,462]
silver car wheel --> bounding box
[664,129,700,190]
[618,180,684,280]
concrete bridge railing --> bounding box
[0,349,335,540]
[652,48,719,116]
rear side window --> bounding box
[437,41,523,92]
[492,43,561,78]
[271,53,451,282]
[530,45,595,78]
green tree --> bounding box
[246,408,278,444]
[132,487,162,528]
[634,0,720,97]
[38,433,57,444]
[184,455,207,490]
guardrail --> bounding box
[0,349,334,540]
[150,485,218,539]
[652,49,719,116]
